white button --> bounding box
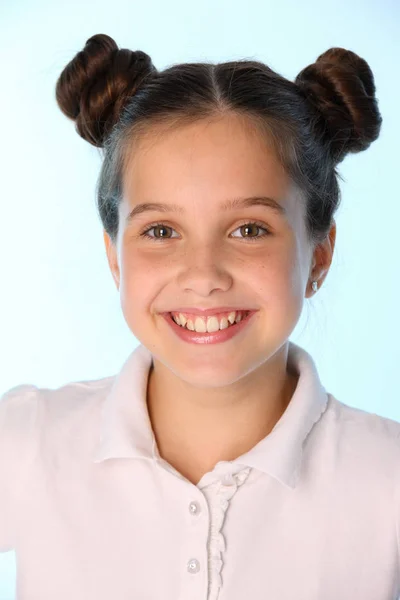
[222,473,235,485]
[187,558,200,573]
[189,501,200,515]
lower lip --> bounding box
[162,311,256,345]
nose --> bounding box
[177,244,233,296]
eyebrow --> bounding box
[126,196,287,223]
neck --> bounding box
[145,343,299,483]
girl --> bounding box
[1,33,399,600]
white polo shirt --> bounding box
[1,340,400,600]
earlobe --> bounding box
[103,230,120,290]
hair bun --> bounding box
[295,47,382,164]
[55,34,155,148]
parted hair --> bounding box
[55,33,382,247]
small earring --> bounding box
[311,281,318,292]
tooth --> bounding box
[186,318,195,331]
[194,317,207,332]
[235,312,243,323]
[227,311,236,324]
[206,316,220,333]
[219,317,229,329]
[178,313,187,326]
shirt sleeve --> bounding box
[395,441,400,589]
[0,384,39,552]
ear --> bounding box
[306,219,337,297]
[103,230,120,290]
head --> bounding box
[56,34,381,387]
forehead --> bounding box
[123,114,291,198]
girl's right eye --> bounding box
[139,222,178,241]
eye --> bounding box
[230,222,270,241]
[139,221,271,242]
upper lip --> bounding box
[163,307,256,317]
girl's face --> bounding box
[104,114,319,387]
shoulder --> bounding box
[0,375,115,445]
[323,395,400,570]
[326,392,400,439]
[0,384,40,442]
[0,384,42,509]
[321,392,400,469]
[34,374,115,417]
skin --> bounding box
[103,112,336,485]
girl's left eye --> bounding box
[139,221,271,242]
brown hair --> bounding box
[55,33,382,247]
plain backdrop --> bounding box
[0,0,399,597]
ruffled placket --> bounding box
[203,466,251,600]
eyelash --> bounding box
[139,220,271,243]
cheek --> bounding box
[250,251,301,293]
[118,249,166,314]
[120,246,158,281]
[121,245,172,274]
[255,256,305,327]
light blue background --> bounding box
[0,0,399,597]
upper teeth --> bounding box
[171,311,246,333]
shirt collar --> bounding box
[92,341,329,489]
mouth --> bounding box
[163,310,257,346]
[162,309,257,345]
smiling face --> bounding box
[103,113,326,387]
